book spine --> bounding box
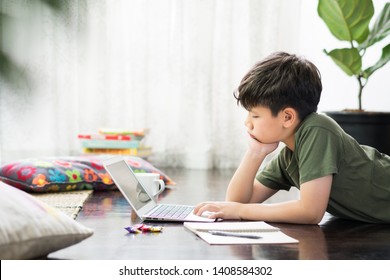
[98,128,145,136]
[81,139,140,149]
[77,134,132,141]
[82,148,139,155]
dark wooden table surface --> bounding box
[49,168,390,260]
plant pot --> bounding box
[325,111,390,155]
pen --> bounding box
[208,230,262,239]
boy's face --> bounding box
[244,106,287,144]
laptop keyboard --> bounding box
[149,204,193,219]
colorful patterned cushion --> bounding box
[0,181,93,259]
[0,155,175,193]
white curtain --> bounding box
[0,0,301,169]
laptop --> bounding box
[103,156,215,222]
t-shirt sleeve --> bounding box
[296,126,340,184]
[256,148,294,191]
[256,126,341,190]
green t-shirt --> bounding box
[257,113,390,223]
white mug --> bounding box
[135,173,165,202]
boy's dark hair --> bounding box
[234,52,322,120]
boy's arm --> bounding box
[225,140,279,203]
[238,175,332,224]
[195,175,332,224]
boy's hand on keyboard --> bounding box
[200,211,216,218]
[194,201,242,220]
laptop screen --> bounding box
[104,160,152,211]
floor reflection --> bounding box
[229,224,327,260]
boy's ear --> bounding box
[282,108,298,127]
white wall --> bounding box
[299,0,390,112]
[0,0,389,166]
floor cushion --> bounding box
[0,155,175,193]
[0,181,93,259]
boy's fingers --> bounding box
[193,202,209,213]
[208,211,223,219]
[194,202,218,216]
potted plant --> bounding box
[318,0,390,154]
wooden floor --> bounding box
[50,168,390,260]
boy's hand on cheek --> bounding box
[248,136,279,155]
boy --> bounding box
[194,52,390,224]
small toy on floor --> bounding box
[125,224,163,234]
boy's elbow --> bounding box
[303,212,324,225]
[304,217,321,225]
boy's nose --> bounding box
[244,116,252,129]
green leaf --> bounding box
[325,48,362,76]
[39,0,69,13]
[363,43,390,78]
[359,3,390,50]
[0,51,29,88]
[318,0,374,43]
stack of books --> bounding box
[78,129,152,158]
